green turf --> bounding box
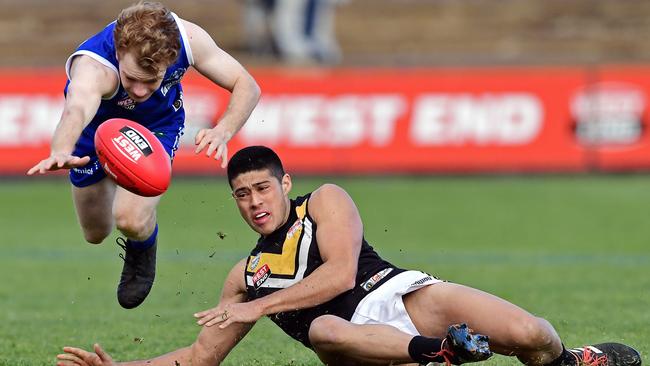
[1,176,648,365]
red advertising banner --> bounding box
[1,66,649,175]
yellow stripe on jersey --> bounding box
[295,200,307,221]
[247,200,309,276]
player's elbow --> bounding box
[248,76,261,103]
[235,71,260,102]
[341,279,356,293]
[343,273,357,291]
[337,267,357,292]
[190,340,222,366]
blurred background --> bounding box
[1,1,649,365]
[3,0,650,67]
[2,0,650,175]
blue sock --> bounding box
[127,224,158,250]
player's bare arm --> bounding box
[59,260,253,366]
[194,257,252,326]
[198,184,363,329]
[27,56,118,175]
[183,19,261,167]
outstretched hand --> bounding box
[57,344,114,366]
[194,301,263,329]
[27,153,90,175]
[194,125,233,168]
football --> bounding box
[94,118,171,197]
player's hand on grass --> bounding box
[194,301,262,329]
[27,152,90,175]
[56,343,115,366]
[194,124,233,168]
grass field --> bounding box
[1,175,648,365]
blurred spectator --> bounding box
[243,0,345,64]
[243,0,277,57]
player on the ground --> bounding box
[26,1,260,309]
[57,146,641,366]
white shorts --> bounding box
[350,270,442,336]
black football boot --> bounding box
[567,344,642,366]
[115,237,156,309]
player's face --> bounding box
[231,169,292,237]
[117,51,165,103]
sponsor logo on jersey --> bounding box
[361,267,393,291]
[253,264,271,289]
[161,68,187,96]
[250,252,261,271]
[111,127,153,163]
[286,219,302,239]
[117,96,136,110]
[172,98,183,112]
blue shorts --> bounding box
[69,127,184,188]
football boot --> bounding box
[422,323,492,366]
[567,343,642,366]
[116,237,156,309]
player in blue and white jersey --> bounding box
[27,1,261,309]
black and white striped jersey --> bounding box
[244,192,402,347]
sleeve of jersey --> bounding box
[65,23,119,81]
[171,12,194,67]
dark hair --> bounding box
[227,146,285,187]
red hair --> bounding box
[114,1,180,75]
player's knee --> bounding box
[309,315,348,351]
[84,234,104,244]
[82,227,111,244]
[512,316,559,350]
[114,211,151,239]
